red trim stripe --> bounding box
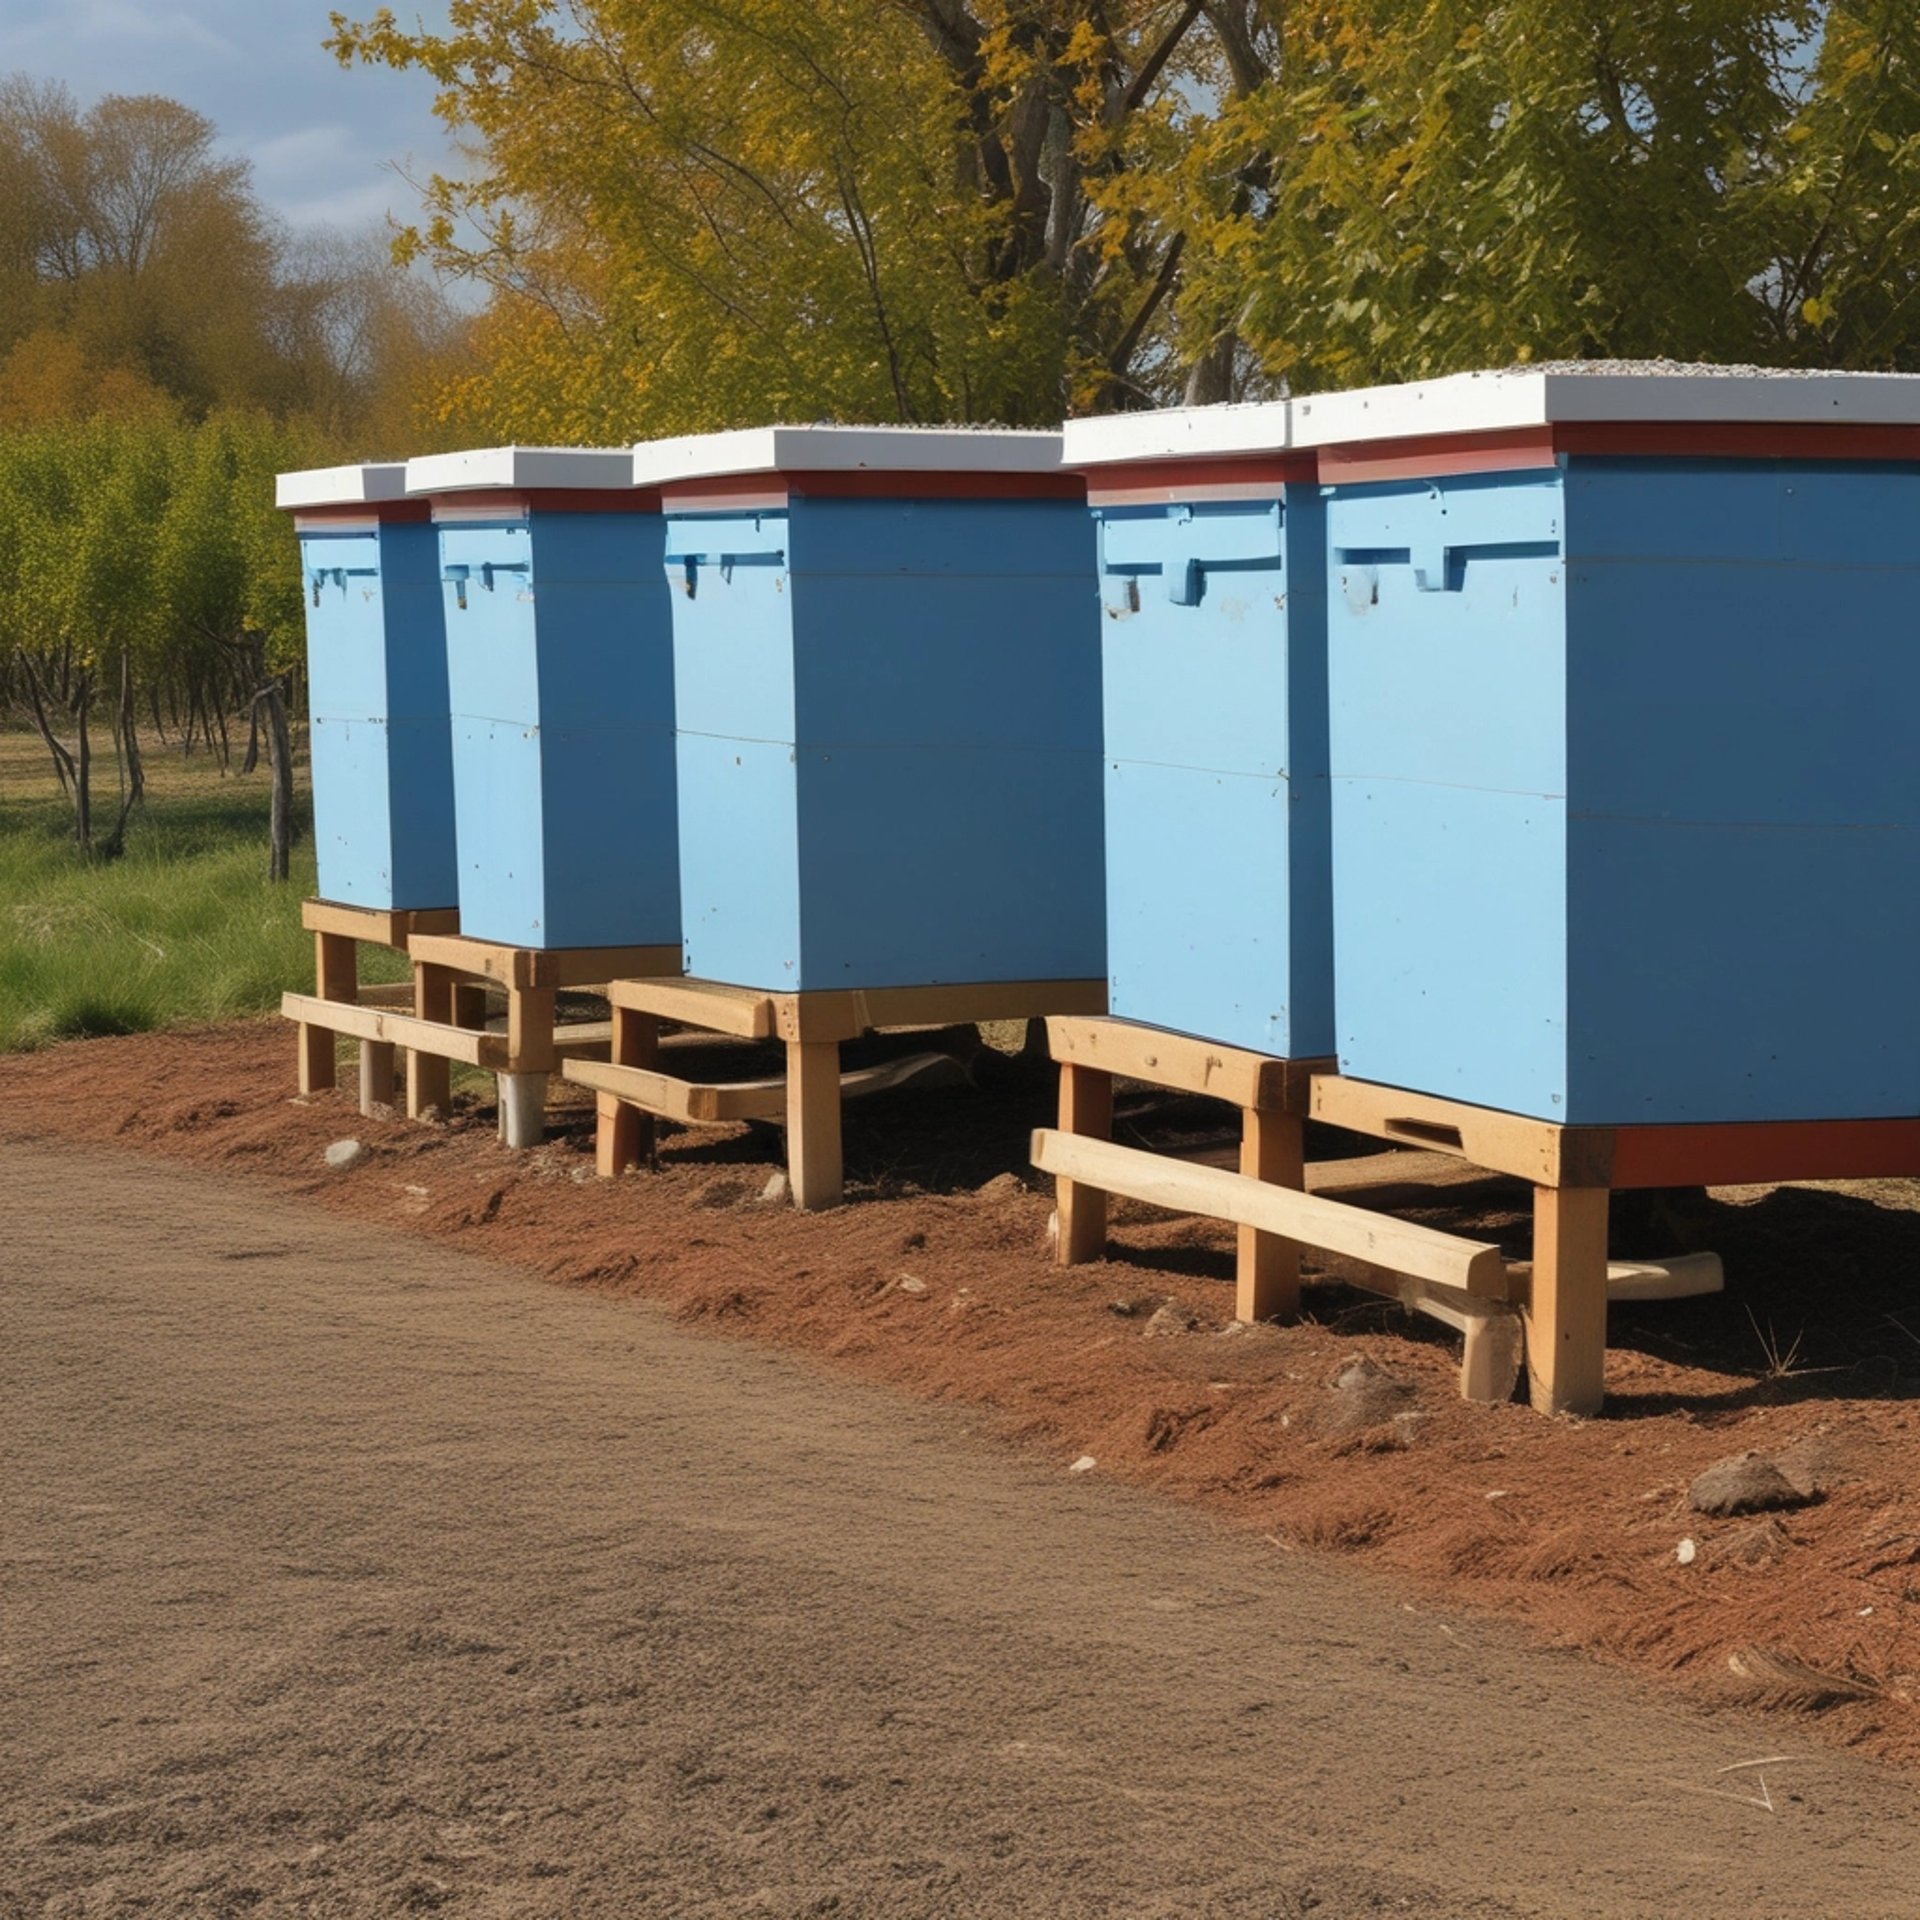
[289,500,433,528]
[1317,419,1920,484]
[658,468,1085,511]
[1610,1117,1920,1190]
[425,486,662,521]
[1080,453,1317,506]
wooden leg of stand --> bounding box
[1236,1107,1304,1323]
[407,962,455,1118]
[1526,1185,1611,1416]
[359,1042,396,1113]
[496,983,557,1147]
[785,1039,843,1211]
[297,1022,334,1096]
[1054,1061,1113,1266]
[596,1006,658,1177]
[298,930,357,1094]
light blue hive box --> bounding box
[279,462,457,912]
[1061,404,1333,1062]
[402,446,680,954]
[629,425,1106,995]
[1298,367,1920,1127]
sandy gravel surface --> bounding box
[7,1136,1920,1919]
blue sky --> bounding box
[0,0,458,237]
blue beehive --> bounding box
[629,426,1105,992]
[1297,367,1920,1125]
[1062,407,1333,1059]
[402,447,679,951]
[278,462,458,911]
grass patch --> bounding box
[0,728,406,1053]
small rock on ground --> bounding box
[1143,1301,1202,1338]
[1317,1358,1417,1434]
[324,1139,369,1171]
[1688,1452,1813,1517]
[896,1276,927,1295]
[758,1171,790,1206]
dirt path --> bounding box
[6,1139,1920,1918]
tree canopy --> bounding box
[1173,0,1920,392]
[331,0,1920,433]
[0,76,468,444]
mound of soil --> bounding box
[4,1019,1917,1771]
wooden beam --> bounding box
[506,983,557,1073]
[607,976,776,1038]
[281,992,511,1070]
[786,1039,843,1210]
[1031,1129,1510,1298]
[408,933,679,993]
[1053,1061,1114,1266]
[359,1040,397,1113]
[296,1021,336,1097]
[1237,1107,1304,1323]
[1525,1185,1610,1416]
[296,929,358,1096]
[569,1048,967,1129]
[781,978,1108,1044]
[1046,1015,1320,1112]
[1507,1250,1724,1304]
[566,1057,786,1125]
[300,899,458,945]
[1311,1075,1615,1187]
[597,1006,658,1175]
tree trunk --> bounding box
[19,654,76,799]
[258,683,294,881]
[99,651,143,860]
[72,669,93,853]
[1183,330,1238,406]
[240,700,261,775]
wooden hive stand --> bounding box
[1308,1074,1920,1417]
[1036,1017,1533,1406]
[1037,1025,1750,1414]
[567,976,1107,1209]
[282,914,678,1146]
[282,900,459,1114]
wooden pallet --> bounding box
[282,911,677,1145]
[1310,1074,1920,1418]
[1038,1026,1750,1413]
[287,900,460,1112]
[1042,1015,1330,1325]
[567,975,1107,1208]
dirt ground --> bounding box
[11,1134,1920,1919]
[2,1022,1917,1798]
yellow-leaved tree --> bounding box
[1168,0,1920,392]
[327,1,1274,435]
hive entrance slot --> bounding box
[1383,1116,1464,1151]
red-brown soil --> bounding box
[5,1019,1918,1780]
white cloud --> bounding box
[0,1,242,74]
[0,0,462,239]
